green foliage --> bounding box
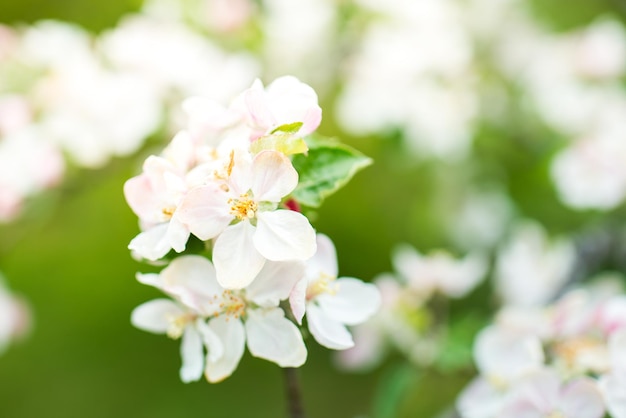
[291,136,372,208]
[372,364,420,418]
[250,123,308,155]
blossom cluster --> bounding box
[0,16,257,222]
[457,279,626,418]
[125,77,380,383]
[338,244,486,370]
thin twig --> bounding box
[284,367,306,418]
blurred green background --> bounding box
[2,0,626,417]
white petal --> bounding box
[177,184,232,240]
[255,210,316,261]
[161,255,222,314]
[245,261,305,307]
[128,223,172,261]
[205,317,246,383]
[307,304,354,350]
[250,151,298,202]
[289,278,308,325]
[135,272,162,289]
[245,308,307,367]
[180,326,204,383]
[213,222,266,289]
[195,318,224,363]
[316,278,381,325]
[456,377,506,418]
[166,214,190,253]
[560,377,605,418]
[131,299,182,334]
[600,373,626,418]
[306,233,338,280]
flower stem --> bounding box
[284,367,306,418]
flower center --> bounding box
[307,273,339,300]
[165,312,196,339]
[218,290,246,319]
[546,411,565,418]
[229,194,258,220]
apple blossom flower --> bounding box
[132,255,307,382]
[124,131,198,260]
[392,244,487,299]
[495,221,575,307]
[230,76,322,141]
[500,369,605,418]
[599,330,626,418]
[289,233,380,350]
[178,149,316,289]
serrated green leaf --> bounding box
[291,137,372,208]
[250,133,308,155]
[270,121,303,134]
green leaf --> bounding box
[270,121,303,134]
[372,364,420,418]
[250,133,308,155]
[291,136,372,208]
[434,313,487,373]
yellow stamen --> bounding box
[228,194,257,220]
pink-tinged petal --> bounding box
[245,308,307,367]
[131,299,183,334]
[240,80,275,136]
[255,210,316,261]
[559,377,605,418]
[456,377,506,418]
[183,97,240,141]
[227,150,254,196]
[180,326,204,383]
[316,278,381,326]
[245,261,305,307]
[161,255,222,314]
[265,76,321,134]
[166,214,190,253]
[128,224,172,261]
[177,184,232,241]
[205,317,246,383]
[307,304,354,350]
[298,105,322,136]
[195,318,224,363]
[124,174,159,221]
[289,278,308,325]
[250,151,298,202]
[213,222,266,289]
[306,233,339,280]
[599,374,626,418]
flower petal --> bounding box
[306,233,338,280]
[205,316,246,383]
[195,318,224,363]
[166,214,190,253]
[213,222,266,289]
[128,223,172,261]
[289,278,308,325]
[180,325,204,383]
[559,377,605,418]
[255,210,316,261]
[245,260,305,307]
[250,151,298,202]
[245,308,307,367]
[131,299,183,334]
[177,184,232,241]
[161,255,222,314]
[316,278,381,325]
[307,304,354,350]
